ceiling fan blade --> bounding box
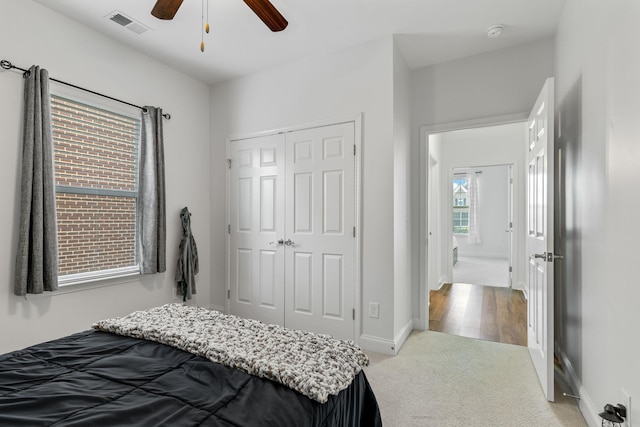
[243,0,288,32]
[151,0,184,20]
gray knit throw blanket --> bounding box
[93,304,369,403]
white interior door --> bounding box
[507,165,514,288]
[526,77,555,401]
[427,154,439,294]
[229,134,285,326]
[284,122,356,340]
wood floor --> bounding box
[429,282,527,346]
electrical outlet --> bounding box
[368,302,380,319]
[622,389,631,427]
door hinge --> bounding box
[353,145,356,156]
[227,289,230,299]
[509,266,513,273]
[353,226,356,238]
[228,224,231,234]
[352,308,355,320]
[227,159,232,169]
[509,222,513,229]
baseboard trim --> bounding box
[359,334,396,356]
[438,276,449,288]
[557,347,599,426]
[394,319,413,353]
[456,253,509,259]
[209,304,226,313]
[413,316,425,331]
[578,384,600,427]
[518,281,528,300]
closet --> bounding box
[227,121,357,340]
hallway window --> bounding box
[453,177,469,234]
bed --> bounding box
[0,304,382,426]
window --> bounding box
[51,94,141,284]
[452,177,469,234]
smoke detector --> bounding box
[486,24,504,38]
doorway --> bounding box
[419,118,528,346]
[451,165,512,289]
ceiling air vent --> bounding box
[106,11,151,35]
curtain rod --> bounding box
[1,59,171,120]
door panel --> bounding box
[229,134,285,326]
[285,122,355,340]
[526,77,555,401]
[507,165,514,287]
[229,122,356,341]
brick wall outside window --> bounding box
[51,96,140,276]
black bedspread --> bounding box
[0,330,382,426]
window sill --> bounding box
[19,268,143,300]
[18,266,144,298]
[59,266,141,287]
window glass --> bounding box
[452,177,469,234]
[51,95,141,282]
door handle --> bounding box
[533,252,563,262]
[284,239,295,247]
[269,239,284,246]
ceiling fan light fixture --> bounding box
[150,0,287,35]
[243,0,288,32]
[487,24,504,38]
[151,0,184,20]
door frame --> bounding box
[225,113,363,342]
[418,113,528,330]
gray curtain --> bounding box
[15,66,59,296]
[138,106,166,274]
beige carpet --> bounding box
[364,331,586,427]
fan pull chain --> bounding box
[206,0,210,33]
[200,0,205,52]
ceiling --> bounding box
[33,0,565,85]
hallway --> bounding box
[452,256,510,288]
[429,282,527,346]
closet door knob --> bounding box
[284,239,295,246]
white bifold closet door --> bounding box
[229,122,355,341]
[229,133,286,327]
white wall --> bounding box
[0,0,211,354]
[451,165,509,258]
[392,41,413,343]
[210,37,398,350]
[410,38,555,319]
[410,38,555,128]
[555,0,640,424]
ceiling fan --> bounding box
[151,0,288,32]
